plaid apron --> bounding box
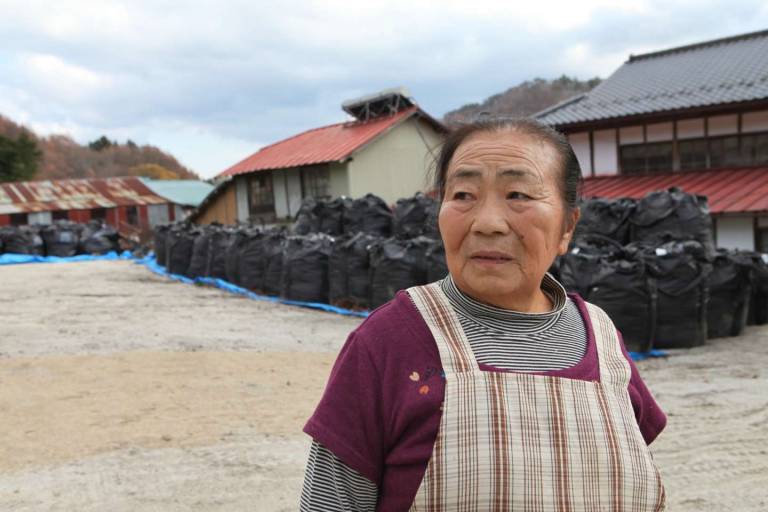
[407,283,665,511]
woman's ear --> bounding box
[557,207,581,255]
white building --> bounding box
[536,29,768,251]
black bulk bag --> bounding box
[343,193,392,237]
[748,253,768,325]
[280,234,333,303]
[42,221,80,257]
[629,188,715,259]
[188,227,213,278]
[262,230,287,296]
[166,226,196,276]
[329,232,378,309]
[0,226,44,255]
[224,229,249,285]
[369,236,432,308]
[570,234,624,259]
[641,241,711,349]
[239,230,268,292]
[393,193,438,238]
[317,197,350,236]
[575,197,636,244]
[80,221,120,255]
[558,250,603,298]
[425,239,448,283]
[154,225,170,266]
[588,257,657,353]
[293,197,319,235]
[207,228,231,280]
[707,250,753,338]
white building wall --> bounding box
[742,110,768,133]
[676,118,705,139]
[716,216,754,251]
[619,126,643,144]
[235,176,249,222]
[708,114,739,136]
[568,132,591,175]
[645,122,673,142]
[147,204,169,227]
[27,211,52,225]
[272,168,303,220]
[346,117,443,205]
[593,129,618,175]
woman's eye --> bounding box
[452,191,473,201]
[507,191,531,200]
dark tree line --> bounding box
[0,131,42,182]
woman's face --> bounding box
[438,129,579,310]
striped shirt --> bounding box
[300,274,588,511]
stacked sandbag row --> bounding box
[153,221,448,310]
[292,192,440,239]
[559,186,760,352]
[556,238,713,352]
[0,220,120,257]
[575,187,715,258]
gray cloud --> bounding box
[1,0,767,177]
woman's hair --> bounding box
[433,118,582,211]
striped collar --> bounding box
[439,273,567,332]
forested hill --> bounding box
[0,115,199,183]
[443,75,602,125]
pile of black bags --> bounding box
[559,187,761,352]
[152,193,447,309]
[0,220,120,257]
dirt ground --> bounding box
[1,260,766,511]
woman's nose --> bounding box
[471,196,510,235]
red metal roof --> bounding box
[0,177,168,215]
[219,107,439,178]
[582,167,768,214]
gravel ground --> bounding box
[0,259,766,511]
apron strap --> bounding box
[407,283,478,375]
[584,302,632,388]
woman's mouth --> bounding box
[469,251,514,265]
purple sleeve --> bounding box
[617,331,667,445]
[303,330,384,485]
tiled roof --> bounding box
[536,30,768,127]
[582,167,768,214]
[218,107,442,178]
[0,177,168,215]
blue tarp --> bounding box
[0,250,134,265]
[628,349,668,361]
[135,254,369,318]
[0,250,669,359]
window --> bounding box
[709,135,742,168]
[619,142,673,175]
[622,130,768,174]
[126,206,139,225]
[646,142,673,172]
[52,210,69,221]
[248,173,275,215]
[301,166,331,198]
[91,208,107,221]
[741,133,768,166]
[10,213,27,226]
[757,227,768,254]
[679,139,708,170]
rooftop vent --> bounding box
[342,87,416,122]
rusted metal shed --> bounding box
[0,177,193,237]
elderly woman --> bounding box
[300,119,666,511]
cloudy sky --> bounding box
[1,0,767,178]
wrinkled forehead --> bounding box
[448,129,559,175]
